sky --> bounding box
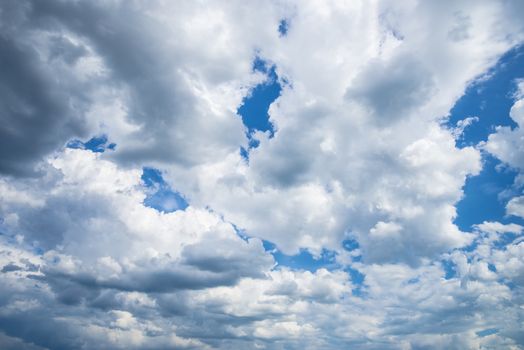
[1,1,524,349]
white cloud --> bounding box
[485,97,524,172]
[507,196,524,218]
[1,1,524,349]
[484,78,524,222]
[0,149,274,295]
[159,0,524,265]
[475,221,523,235]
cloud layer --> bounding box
[1,0,524,349]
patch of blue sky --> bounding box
[66,135,116,153]
[441,259,457,280]
[278,19,289,37]
[341,238,363,265]
[448,45,524,147]
[261,238,368,295]
[455,154,521,232]
[231,224,250,242]
[237,57,282,160]
[254,234,367,293]
[262,240,340,272]
[239,147,250,162]
[141,167,188,213]
[494,231,524,249]
[449,45,524,233]
[340,239,366,295]
[342,238,360,253]
[238,57,281,136]
[487,263,497,272]
[476,328,499,338]
[346,266,366,296]
[233,222,347,277]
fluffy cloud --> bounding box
[164,0,524,264]
[507,196,524,218]
[2,149,273,292]
[484,79,524,221]
[0,0,285,174]
[1,0,524,349]
[485,86,524,173]
[0,148,273,348]
[4,224,523,349]
[0,149,521,349]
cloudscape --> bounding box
[1,1,524,349]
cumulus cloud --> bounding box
[485,91,524,173]
[507,196,524,218]
[1,149,273,293]
[0,149,274,348]
[1,0,524,349]
[0,0,284,175]
[167,0,524,262]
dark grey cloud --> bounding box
[29,1,193,163]
[11,191,113,250]
[34,238,272,300]
[0,332,47,350]
[48,35,88,65]
[0,29,89,176]
[27,0,246,167]
[0,312,85,350]
[181,236,273,276]
[1,263,23,273]
[41,263,263,295]
[0,306,193,350]
[0,0,249,175]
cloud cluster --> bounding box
[165,0,523,264]
[1,164,523,348]
[0,0,285,175]
[1,0,524,349]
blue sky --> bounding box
[1,1,524,349]
[450,46,524,232]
